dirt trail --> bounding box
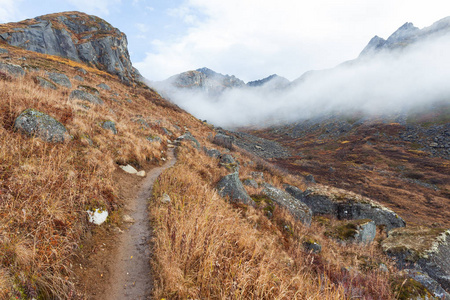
[103,149,176,299]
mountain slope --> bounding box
[0,11,448,300]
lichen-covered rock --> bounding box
[47,72,72,88]
[14,108,70,142]
[262,184,312,225]
[288,185,405,231]
[404,269,450,299]
[101,120,117,134]
[0,62,25,77]
[326,219,376,244]
[382,227,450,291]
[74,75,84,81]
[216,172,255,207]
[69,89,103,105]
[213,133,234,150]
[219,154,239,172]
[0,47,8,54]
[0,12,142,83]
[34,76,57,90]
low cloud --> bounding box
[152,34,450,128]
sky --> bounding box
[0,0,450,82]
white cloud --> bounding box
[0,0,23,23]
[66,0,121,15]
[135,23,149,33]
[135,0,450,82]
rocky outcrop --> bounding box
[14,108,70,142]
[287,185,405,231]
[382,227,450,292]
[262,184,312,225]
[0,12,142,84]
[216,172,255,207]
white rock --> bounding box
[87,209,108,225]
[120,164,138,174]
[136,170,146,177]
[161,193,171,203]
[122,214,135,223]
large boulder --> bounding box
[14,108,70,142]
[69,89,103,105]
[287,185,405,231]
[47,72,72,88]
[382,227,450,292]
[34,76,57,90]
[0,62,25,77]
[262,184,312,226]
[216,172,255,207]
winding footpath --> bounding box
[105,149,176,299]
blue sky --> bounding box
[1,0,449,81]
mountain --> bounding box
[158,67,245,96]
[0,11,142,84]
[360,16,450,55]
[1,11,449,300]
[247,74,290,89]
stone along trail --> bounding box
[105,149,176,299]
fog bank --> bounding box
[152,34,450,128]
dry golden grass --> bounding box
[150,144,395,299]
[0,48,202,298]
[0,43,405,299]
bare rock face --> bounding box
[14,108,70,143]
[287,185,405,231]
[382,227,450,293]
[262,184,312,226]
[0,12,142,84]
[216,172,255,207]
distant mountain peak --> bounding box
[247,74,290,88]
[360,16,450,56]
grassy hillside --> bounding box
[0,41,438,299]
